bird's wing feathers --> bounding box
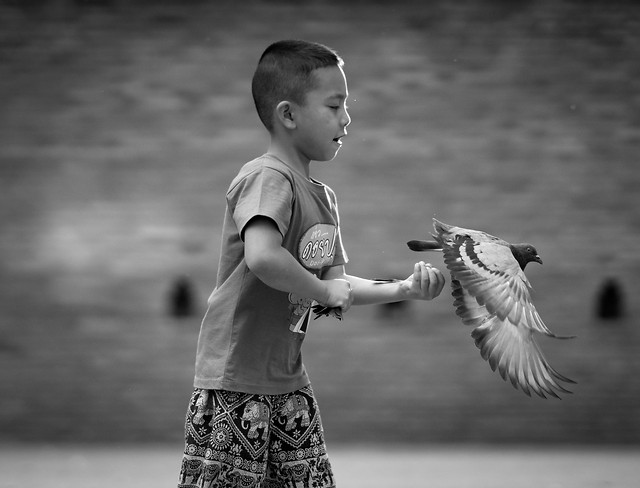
[434,221,574,398]
[451,276,573,398]
[451,279,487,327]
[447,237,554,336]
[470,311,573,398]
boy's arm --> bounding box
[323,262,446,306]
[244,216,353,311]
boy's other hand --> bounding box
[321,278,353,313]
[403,261,446,301]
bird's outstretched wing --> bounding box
[443,233,575,398]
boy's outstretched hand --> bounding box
[401,261,446,301]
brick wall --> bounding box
[1,0,639,444]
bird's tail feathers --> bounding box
[407,240,443,252]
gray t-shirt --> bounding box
[194,154,348,394]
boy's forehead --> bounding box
[309,66,348,98]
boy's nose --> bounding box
[342,108,351,128]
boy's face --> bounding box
[292,65,351,162]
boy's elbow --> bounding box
[245,250,277,280]
[245,250,263,274]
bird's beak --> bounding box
[534,255,543,265]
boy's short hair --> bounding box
[252,39,344,131]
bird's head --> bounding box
[510,243,542,270]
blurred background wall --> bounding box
[1,0,639,445]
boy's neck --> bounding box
[266,141,311,180]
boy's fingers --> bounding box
[413,262,422,282]
[344,280,353,312]
[425,264,437,295]
[408,262,445,299]
[429,267,441,296]
[416,261,445,298]
[430,267,445,296]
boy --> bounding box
[178,39,445,488]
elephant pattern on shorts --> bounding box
[241,400,270,440]
[280,393,310,431]
[192,389,214,426]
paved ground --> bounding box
[1,444,638,488]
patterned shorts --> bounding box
[178,385,335,488]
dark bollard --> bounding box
[169,276,196,318]
[596,278,624,320]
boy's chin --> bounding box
[316,156,338,163]
[309,145,341,163]
[320,148,341,162]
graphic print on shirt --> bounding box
[288,293,313,333]
[288,223,338,333]
[298,223,337,270]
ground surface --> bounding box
[1,445,639,488]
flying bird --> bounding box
[408,218,575,399]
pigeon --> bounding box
[408,218,575,399]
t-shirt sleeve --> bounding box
[227,166,293,240]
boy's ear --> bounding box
[275,101,296,129]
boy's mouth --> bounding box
[333,135,345,146]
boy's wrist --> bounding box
[317,281,330,306]
[396,279,412,301]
